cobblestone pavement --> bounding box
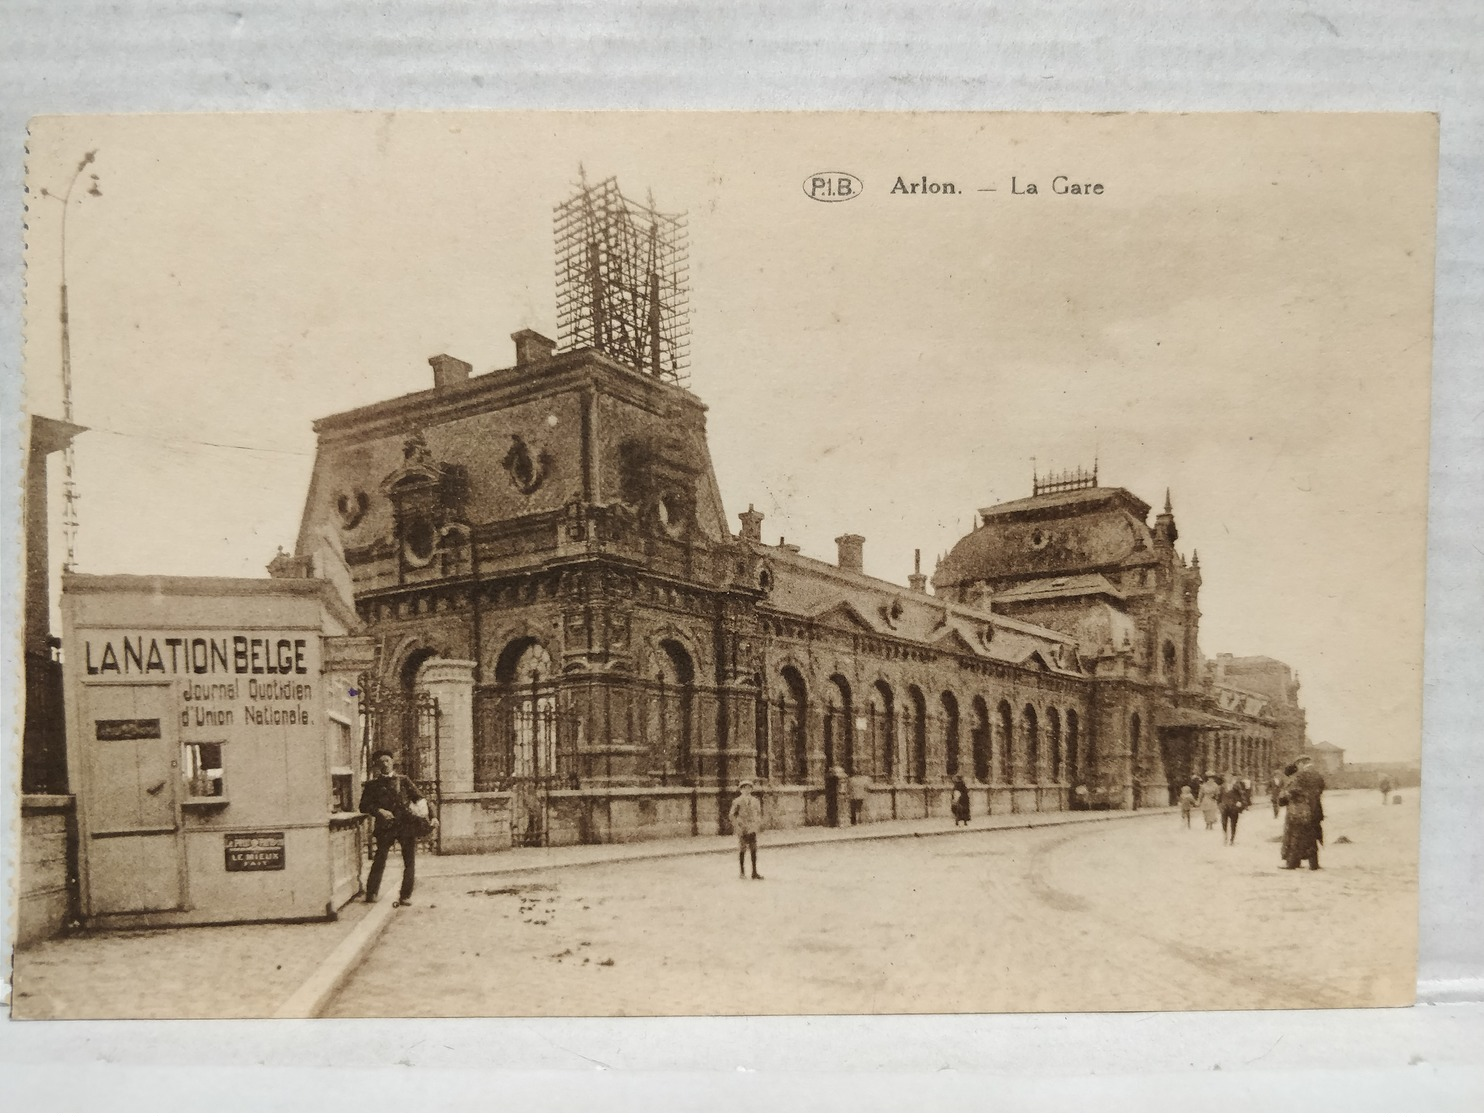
[328,789,1418,1017]
[9,902,374,1020]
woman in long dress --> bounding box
[1198,774,1222,830]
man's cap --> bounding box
[739,779,754,788]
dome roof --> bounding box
[936,487,1157,589]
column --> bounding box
[417,659,477,794]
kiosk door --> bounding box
[83,682,184,914]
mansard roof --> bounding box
[977,486,1151,522]
[938,486,1158,589]
[991,573,1127,604]
[754,541,1084,675]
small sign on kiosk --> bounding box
[61,574,372,928]
[224,832,286,872]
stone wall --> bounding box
[17,795,75,947]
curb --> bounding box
[272,898,398,1019]
[434,807,1178,882]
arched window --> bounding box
[778,667,808,784]
[869,681,895,780]
[997,700,1014,783]
[824,675,854,775]
[1023,704,1040,783]
[1162,640,1178,681]
[906,686,928,784]
[1047,706,1063,783]
[941,691,961,777]
[971,697,990,783]
[1130,711,1143,773]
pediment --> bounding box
[812,600,880,633]
[932,627,980,655]
[1021,650,1051,671]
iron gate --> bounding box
[474,685,579,847]
[357,673,442,853]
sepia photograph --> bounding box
[12,110,1436,1020]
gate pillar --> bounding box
[418,659,477,794]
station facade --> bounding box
[294,329,1305,851]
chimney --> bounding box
[738,503,764,544]
[835,533,865,574]
[428,353,472,389]
[908,547,928,593]
[512,329,557,367]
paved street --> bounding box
[328,789,1418,1017]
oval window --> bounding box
[404,516,437,566]
[334,488,369,529]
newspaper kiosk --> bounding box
[61,574,372,928]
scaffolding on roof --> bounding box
[553,172,691,386]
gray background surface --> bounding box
[2,1,1480,1109]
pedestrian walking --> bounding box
[1280,755,1326,871]
[1198,773,1222,830]
[1268,771,1283,818]
[1378,773,1393,805]
[849,771,872,825]
[951,775,971,826]
[1219,773,1247,845]
[729,778,764,880]
[358,749,431,906]
[1178,783,1196,828]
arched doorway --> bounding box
[906,686,928,784]
[777,667,808,784]
[478,636,561,846]
[941,691,960,778]
[824,675,854,775]
[869,680,895,780]
[650,639,695,784]
[971,696,990,783]
[493,638,556,781]
[1023,704,1040,784]
[1047,706,1063,784]
[1066,709,1081,789]
[996,700,1014,784]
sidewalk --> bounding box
[424,804,1172,881]
[8,805,1167,1020]
[8,897,385,1020]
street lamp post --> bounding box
[38,150,101,572]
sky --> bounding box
[22,112,1436,762]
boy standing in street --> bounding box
[729,778,764,880]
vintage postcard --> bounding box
[12,111,1435,1018]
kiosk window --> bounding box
[329,718,354,813]
[183,741,225,798]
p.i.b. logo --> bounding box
[803,172,863,202]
